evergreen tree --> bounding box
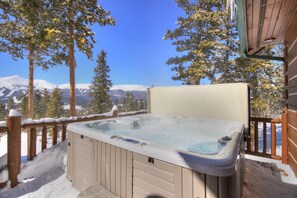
[0,1,67,118]
[0,102,5,120]
[40,89,50,118]
[234,55,284,117]
[132,100,138,111]
[213,5,239,83]
[114,99,119,107]
[46,87,64,118]
[122,98,127,112]
[18,93,28,118]
[163,0,225,84]
[139,99,145,110]
[6,97,15,116]
[50,0,116,116]
[89,50,112,114]
[167,0,284,117]
[122,92,139,112]
[34,89,43,119]
[114,99,122,112]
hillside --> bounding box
[0,75,148,108]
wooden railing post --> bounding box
[254,121,258,153]
[62,124,67,141]
[52,125,58,145]
[281,108,288,164]
[271,123,276,156]
[7,110,21,187]
[42,126,47,151]
[27,127,37,161]
[263,122,267,154]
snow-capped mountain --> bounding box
[0,75,148,106]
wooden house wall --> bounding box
[285,10,297,176]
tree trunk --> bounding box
[68,0,76,116]
[28,48,34,118]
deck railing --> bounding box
[247,111,287,162]
[0,109,146,188]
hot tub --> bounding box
[68,114,244,197]
[67,84,248,198]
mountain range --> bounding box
[0,75,148,108]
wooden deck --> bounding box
[78,185,119,198]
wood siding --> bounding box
[246,0,297,54]
[285,14,297,176]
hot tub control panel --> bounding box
[110,135,148,147]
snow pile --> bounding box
[0,141,79,198]
[118,109,147,117]
[19,174,79,198]
[0,121,6,128]
[0,169,8,183]
[17,142,66,182]
[8,109,21,117]
[112,105,118,111]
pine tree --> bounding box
[132,100,138,111]
[88,50,113,114]
[0,1,67,118]
[234,55,284,117]
[122,92,138,112]
[122,98,127,112]
[139,99,145,110]
[46,87,64,118]
[0,102,5,120]
[34,89,43,119]
[114,99,122,112]
[40,89,50,118]
[18,93,28,118]
[164,0,225,84]
[6,97,15,116]
[213,5,239,83]
[49,0,116,116]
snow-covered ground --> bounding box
[0,138,79,198]
[244,155,297,198]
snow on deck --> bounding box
[0,141,79,198]
[244,155,297,198]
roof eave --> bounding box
[235,0,285,62]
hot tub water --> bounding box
[85,115,242,155]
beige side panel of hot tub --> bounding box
[66,131,73,181]
[72,133,97,191]
[182,167,233,198]
[133,153,182,198]
[97,141,133,198]
[149,83,249,127]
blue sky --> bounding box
[0,0,189,86]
